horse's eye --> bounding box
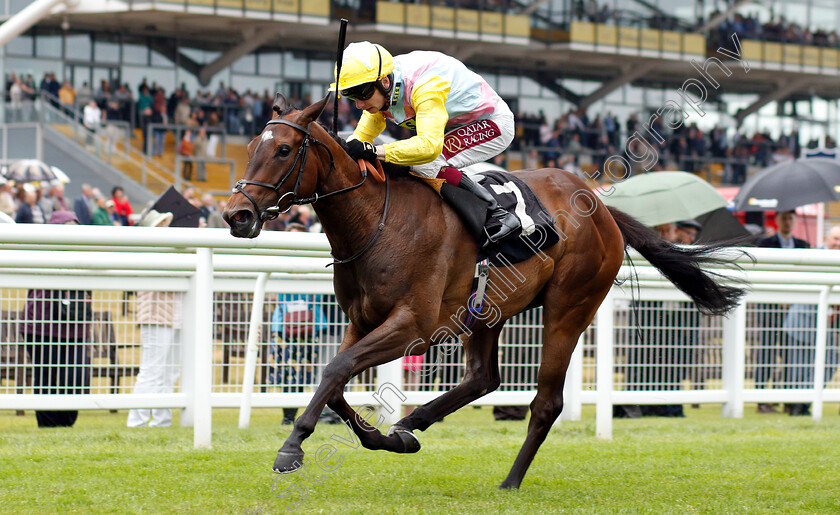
[277,144,291,157]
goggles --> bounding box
[341,82,377,101]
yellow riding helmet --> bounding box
[329,42,394,93]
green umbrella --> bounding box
[597,171,727,227]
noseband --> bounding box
[231,118,370,220]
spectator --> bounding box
[92,197,117,225]
[178,130,195,181]
[37,183,55,222]
[50,182,69,213]
[758,210,809,249]
[778,223,840,417]
[287,205,313,229]
[493,323,540,421]
[76,81,93,106]
[138,86,153,152]
[0,177,15,218]
[21,210,91,427]
[137,77,149,97]
[193,127,209,181]
[674,220,704,407]
[127,209,183,428]
[103,101,123,155]
[9,76,34,122]
[114,83,133,121]
[82,99,102,147]
[199,193,220,225]
[150,104,167,157]
[206,112,221,157]
[268,222,338,425]
[826,225,840,250]
[615,222,686,418]
[674,219,701,245]
[174,95,191,126]
[566,133,583,165]
[111,186,132,226]
[754,210,809,415]
[73,183,95,225]
[15,187,43,224]
[270,293,329,424]
[57,81,76,113]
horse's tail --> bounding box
[607,206,747,316]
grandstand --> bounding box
[1,0,839,215]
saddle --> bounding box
[413,168,561,266]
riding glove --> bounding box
[346,139,378,162]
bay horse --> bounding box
[223,93,744,489]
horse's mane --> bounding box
[313,122,412,179]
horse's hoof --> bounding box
[386,426,421,454]
[272,450,304,473]
[498,480,520,490]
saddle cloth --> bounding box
[439,169,561,266]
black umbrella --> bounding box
[149,186,203,228]
[695,207,753,244]
[733,157,840,212]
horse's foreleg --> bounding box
[309,323,396,451]
[273,308,424,473]
[396,325,501,434]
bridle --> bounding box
[232,118,371,220]
[230,117,390,266]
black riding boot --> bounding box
[457,174,520,244]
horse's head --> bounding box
[223,93,330,238]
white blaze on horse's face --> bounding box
[259,130,274,149]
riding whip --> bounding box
[333,18,349,134]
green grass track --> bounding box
[2,404,839,514]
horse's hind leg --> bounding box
[396,324,503,434]
[499,296,606,490]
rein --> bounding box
[230,117,390,266]
[231,118,369,219]
[328,172,389,267]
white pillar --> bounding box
[812,286,830,421]
[722,301,746,418]
[559,334,584,423]
[239,272,270,429]
[375,358,404,426]
[595,289,615,440]
[817,203,825,249]
[191,247,214,448]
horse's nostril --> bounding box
[228,210,251,225]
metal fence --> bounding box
[1,224,839,447]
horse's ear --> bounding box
[297,94,330,125]
[272,93,288,119]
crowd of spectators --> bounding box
[0,172,324,236]
[6,65,832,188]
[712,12,839,49]
[566,0,840,51]
[510,107,825,185]
[3,71,293,150]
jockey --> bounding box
[330,41,521,245]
